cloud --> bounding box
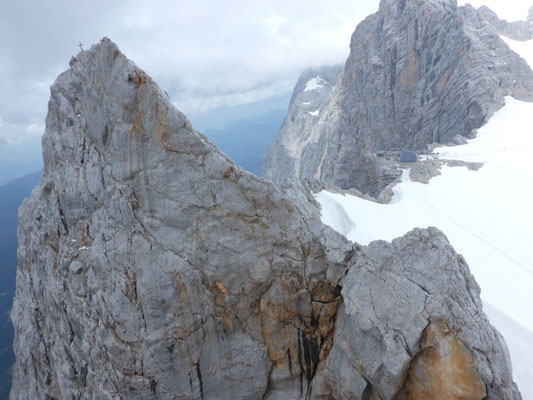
[26,123,45,135]
[2,0,528,151]
[110,0,380,113]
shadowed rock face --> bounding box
[10,39,521,400]
[263,0,533,197]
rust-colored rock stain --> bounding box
[406,319,486,400]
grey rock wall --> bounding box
[264,0,533,197]
[263,66,341,187]
[10,38,521,400]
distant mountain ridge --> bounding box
[0,141,42,187]
[479,5,533,41]
[263,65,342,186]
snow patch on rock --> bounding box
[303,76,325,91]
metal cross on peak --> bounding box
[78,42,84,51]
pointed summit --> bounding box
[12,36,352,399]
[46,37,194,174]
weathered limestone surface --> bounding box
[263,0,533,197]
[11,39,521,399]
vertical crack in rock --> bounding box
[287,347,293,376]
[195,362,204,399]
[361,379,374,400]
[297,329,304,396]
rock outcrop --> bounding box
[11,39,521,399]
[263,0,533,197]
[322,228,520,400]
[479,6,533,41]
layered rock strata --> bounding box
[11,39,520,400]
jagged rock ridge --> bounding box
[10,38,520,399]
[263,0,533,197]
[479,6,533,41]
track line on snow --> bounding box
[420,199,533,278]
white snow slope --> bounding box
[303,76,325,91]
[316,45,533,398]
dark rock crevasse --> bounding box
[10,38,520,399]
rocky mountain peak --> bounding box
[13,37,352,398]
[11,38,521,399]
[45,37,194,177]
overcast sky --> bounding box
[0,0,531,149]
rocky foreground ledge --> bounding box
[10,38,520,399]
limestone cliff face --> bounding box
[263,65,342,188]
[11,39,521,399]
[263,0,533,196]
